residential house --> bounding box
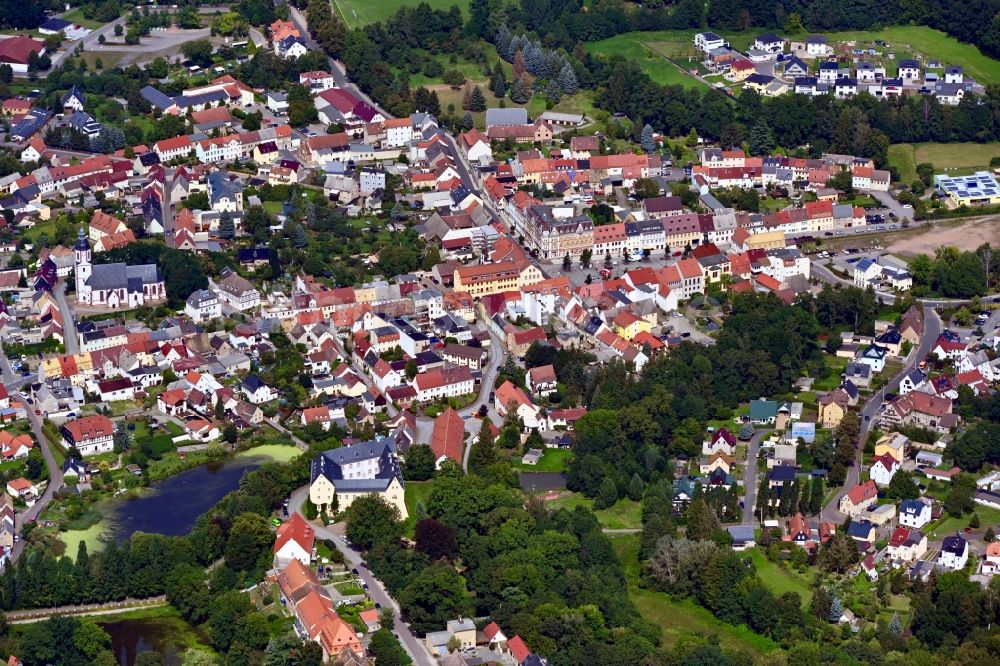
[887,527,928,564]
[874,433,908,463]
[429,407,464,469]
[899,499,932,529]
[938,534,969,570]
[495,380,541,430]
[61,415,114,457]
[869,454,899,486]
[839,480,878,516]
[273,512,315,569]
[241,375,275,404]
[748,399,777,425]
[526,365,558,397]
[818,389,849,428]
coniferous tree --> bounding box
[292,224,307,248]
[509,77,530,104]
[748,118,775,156]
[491,69,506,99]
[829,596,843,623]
[462,112,474,130]
[641,124,655,153]
[218,211,236,240]
[468,86,487,112]
[558,63,578,94]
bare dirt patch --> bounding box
[887,217,1000,256]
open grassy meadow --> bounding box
[333,0,467,28]
[890,142,1000,181]
[585,31,712,89]
[546,494,643,529]
[609,534,779,656]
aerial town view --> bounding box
[0,0,996,664]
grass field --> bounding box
[889,142,1000,185]
[333,0,467,28]
[585,32,711,89]
[513,448,572,472]
[927,505,1000,537]
[238,443,302,463]
[745,548,813,606]
[610,534,779,655]
[547,494,642,529]
[60,521,107,560]
[61,8,106,30]
[403,480,433,536]
[824,26,1000,84]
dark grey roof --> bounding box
[86,262,162,291]
[140,86,175,111]
[485,108,528,127]
[941,534,967,555]
[310,435,403,492]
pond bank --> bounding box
[58,443,301,555]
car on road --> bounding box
[351,568,359,575]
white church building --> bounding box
[74,228,166,308]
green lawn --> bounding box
[513,448,573,473]
[823,26,1000,85]
[60,520,107,560]
[333,0,467,28]
[237,443,302,463]
[889,142,1000,187]
[585,32,710,89]
[812,354,849,391]
[403,480,433,536]
[745,548,813,606]
[609,534,778,655]
[61,8,106,29]
[547,494,642,529]
[927,505,1000,538]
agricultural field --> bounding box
[889,142,1000,186]
[333,0,468,28]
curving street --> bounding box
[287,486,436,666]
[0,346,62,565]
[819,306,941,523]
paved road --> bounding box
[0,348,62,564]
[287,5,390,118]
[810,260,1000,308]
[741,429,767,525]
[53,282,79,355]
[820,306,942,523]
[288,487,435,666]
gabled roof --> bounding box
[274,512,315,555]
[844,480,877,506]
[430,407,464,464]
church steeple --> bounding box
[74,227,91,302]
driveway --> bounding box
[287,487,436,666]
[741,429,768,525]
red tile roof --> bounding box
[430,407,464,464]
[0,37,43,66]
[274,512,315,556]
